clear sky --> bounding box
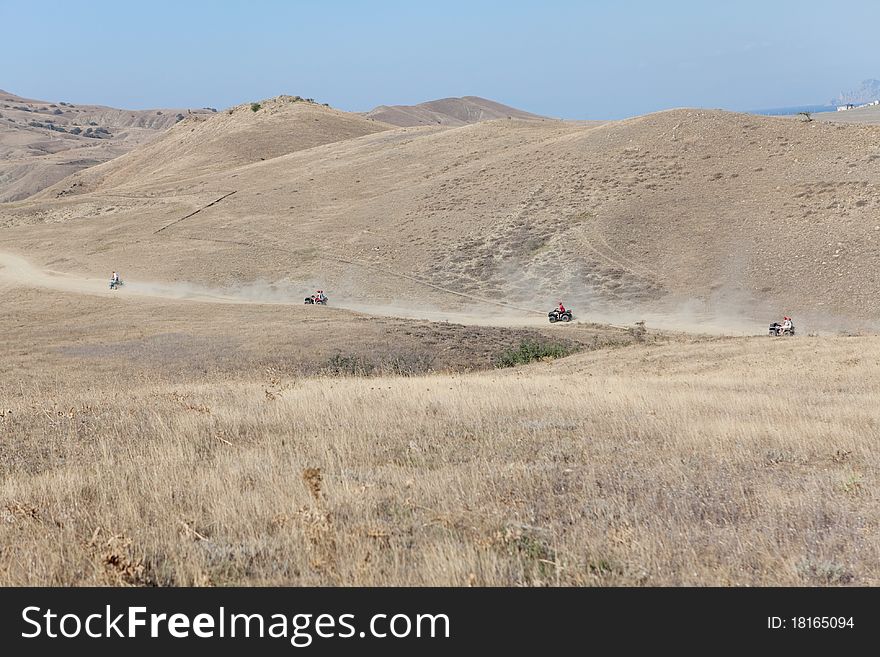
[1,0,877,119]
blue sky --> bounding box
[1,0,877,119]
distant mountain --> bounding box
[0,88,214,202]
[364,96,547,127]
[831,79,880,106]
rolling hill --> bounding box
[3,99,880,329]
[40,95,395,197]
[814,104,880,125]
[0,89,214,202]
[364,95,547,126]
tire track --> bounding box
[152,190,237,234]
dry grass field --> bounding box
[2,93,879,587]
[2,326,877,586]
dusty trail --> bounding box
[0,251,246,304]
[0,250,551,327]
[0,250,766,334]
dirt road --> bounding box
[0,250,553,327]
[0,249,769,334]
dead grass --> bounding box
[1,333,877,586]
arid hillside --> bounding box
[815,105,880,125]
[0,89,214,202]
[2,94,880,588]
[39,95,395,196]
[364,95,547,127]
[3,103,880,328]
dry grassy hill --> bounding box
[3,103,880,329]
[3,96,880,588]
[41,95,394,197]
[364,95,547,126]
[0,89,213,202]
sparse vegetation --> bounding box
[250,102,262,112]
[4,95,880,589]
[1,330,878,585]
[494,339,573,367]
[323,352,375,376]
[322,349,435,376]
[27,120,68,133]
[627,320,647,342]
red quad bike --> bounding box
[548,307,573,323]
[304,293,328,305]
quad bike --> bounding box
[304,294,328,305]
[768,321,795,337]
[109,279,124,290]
[548,308,573,323]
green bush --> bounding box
[494,340,572,368]
[250,102,261,112]
[321,351,435,377]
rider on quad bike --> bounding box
[769,316,795,336]
[548,301,572,323]
[305,289,328,305]
[109,271,121,290]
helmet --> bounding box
[784,316,791,320]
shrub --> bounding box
[250,102,261,112]
[321,350,435,377]
[627,321,647,342]
[383,352,435,376]
[323,354,374,376]
[494,340,572,368]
